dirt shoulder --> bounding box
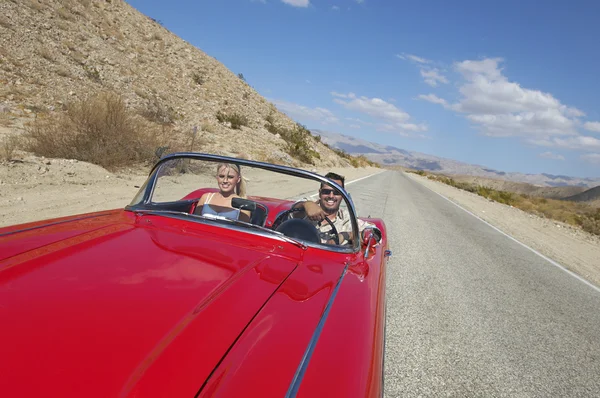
[0,155,381,228]
[407,172,600,288]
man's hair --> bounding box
[322,172,345,188]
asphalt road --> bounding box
[346,170,600,398]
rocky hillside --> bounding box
[564,186,600,207]
[0,0,357,168]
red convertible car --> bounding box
[0,153,390,397]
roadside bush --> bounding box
[266,122,319,164]
[24,92,168,170]
[1,134,21,161]
[140,97,179,125]
[216,111,248,130]
[426,172,600,237]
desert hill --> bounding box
[0,0,364,169]
[564,186,600,207]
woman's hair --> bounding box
[216,163,247,198]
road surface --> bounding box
[346,170,600,397]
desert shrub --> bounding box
[1,135,21,161]
[201,122,217,134]
[192,71,205,85]
[580,209,600,236]
[38,47,55,62]
[266,123,318,164]
[428,173,600,237]
[23,92,168,170]
[140,97,179,125]
[216,111,248,130]
[265,113,275,125]
[83,65,100,82]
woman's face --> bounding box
[216,166,240,195]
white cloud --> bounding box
[418,93,449,107]
[396,53,447,87]
[281,0,309,7]
[330,91,355,99]
[331,5,340,10]
[420,68,449,87]
[581,153,600,164]
[396,53,431,64]
[531,135,600,151]
[333,94,410,123]
[271,99,339,124]
[420,57,585,139]
[584,121,600,133]
[539,152,565,161]
[345,117,371,125]
[349,124,361,129]
[332,92,427,136]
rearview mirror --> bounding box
[231,197,257,211]
[361,227,382,259]
[361,227,381,244]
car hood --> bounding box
[0,211,300,397]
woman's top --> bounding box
[199,192,240,219]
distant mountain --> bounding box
[312,129,600,189]
[564,186,600,205]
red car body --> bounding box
[0,153,389,397]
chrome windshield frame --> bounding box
[125,152,362,253]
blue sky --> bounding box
[127,0,600,178]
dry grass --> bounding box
[25,0,45,11]
[408,170,600,237]
[0,112,12,127]
[1,135,22,161]
[37,47,56,62]
[57,7,76,22]
[0,17,13,29]
[56,66,71,78]
[23,92,171,170]
[201,122,217,134]
[216,111,249,130]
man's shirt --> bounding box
[299,199,376,245]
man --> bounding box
[292,172,377,246]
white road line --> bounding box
[411,174,600,293]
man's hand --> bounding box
[303,201,327,222]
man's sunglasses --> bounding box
[320,188,342,196]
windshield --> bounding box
[127,154,359,251]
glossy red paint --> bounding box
[297,222,388,398]
[0,211,302,397]
[197,223,389,398]
[1,191,388,397]
[197,250,349,397]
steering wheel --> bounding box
[271,208,340,245]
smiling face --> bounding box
[319,179,344,215]
[216,165,240,196]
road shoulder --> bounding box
[406,172,600,289]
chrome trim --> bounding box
[127,152,362,253]
[364,237,374,259]
[285,262,350,398]
[0,212,115,238]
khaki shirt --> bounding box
[300,199,375,245]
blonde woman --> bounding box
[195,163,251,222]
